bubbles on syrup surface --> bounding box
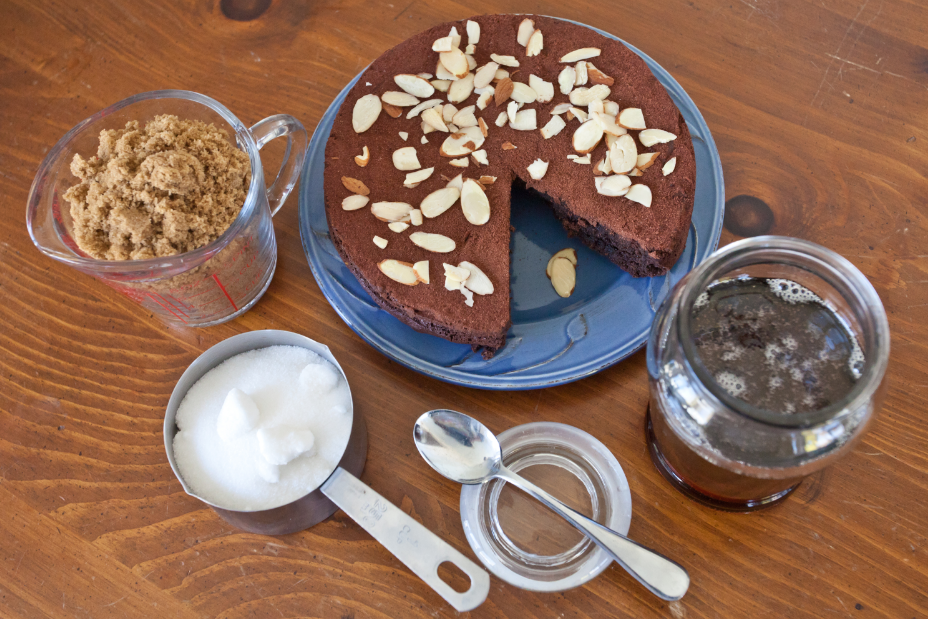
[767,278,823,305]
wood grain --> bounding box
[1,0,926,617]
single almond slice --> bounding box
[586,63,614,86]
[452,105,478,127]
[479,175,497,185]
[527,159,549,180]
[461,178,490,225]
[603,100,620,116]
[617,108,646,130]
[420,135,429,144]
[446,173,464,190]
[458,261,494,295]
[474,61,499,89]
[421,107,449,132]
[392,146,420,171]
[557,66,576,95]
[478,117,489,137]
[421,120,435,135]
[341,177,370,195]
[495,111,508,127]
[501,141,517,150]
[394,74,435,98]
[431,79,452,92]
[570,155,591,164]
[373,236,389,249]
[494,77,514,106]
[510,82,537,104]
[465,43,475,55]
[639,129,677,147]
[627,168,643,177]
[569,84,610,106]
[404,167,434,187]
[410,209,423,226]
[594,154,612,176]
[418,72,433,79]
[540,115,566,139]
[440,49,470,79]
[388,222,410,233]
[529,74,554,103]
[444,263,471,284]
[447,72,475,103]
[466,19,480,45]
[354,145,371,167]
[342,194,370,211]
[548,257,576,297]
[662,157,677,176]
[449,157,469,168]
[572,120,604,154]
[551,102,573,115]
[399,132,409,141]
[491,53,520,67]
[381,91,420,107]
[432,36,455,52]
[406,98,444,120]
[447,26,461,48]
[546,248,578,277]
[526,29,543,57]
[420,187,460,218]
[517,18,535,46]
[595,174,631,197]
[471,149,489,165]
[382,101,402,118]
[591,111,627,137]
[605,133,618,149]
[574,61,588,86]
[494,68,510,81]
[435,59,456,81]
[476,90,493,110]
[459,286,475,306]
[447,122,460,133]
[410,231,456,253]
[352,94,382,133]
[442,103,458,123]
[625,184,652,207]
[440,126,485,156]
[610,134,637,174]
[637,152,660,170]
[379,259,418,285]
[509,109,537,131]
[589,100,605,115]
[413,260,430,284]
[560,47,601,62]
[466,54,477,71]
[507,100,521,121]
[371,202,413,222]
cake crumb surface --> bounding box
[64,114,251,260]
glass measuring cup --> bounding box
[26,90,307,327]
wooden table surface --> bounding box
[2,0,926,617]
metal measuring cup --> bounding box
[163,330,489,612]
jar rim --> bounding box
[677,236,890,429]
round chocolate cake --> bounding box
[324,14,696,355]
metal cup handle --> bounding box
[250,114,308,217]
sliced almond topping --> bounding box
[510,82,538,104]
[352,94,382,133]
[627,168,643,177]
[409,209,423,226]
[447,26,461,49]
[371,202,413,222]
[406,98,443,120]
[420,135,429,145]
[569,84,610,106]
[421,107,449,132]
[466,54,477,71]
[342,194,370,211]
[558,66,576,95]
[526,29,543,57]
[341,177,370,195]
[591,111,627,137]
[595,174,631,197]
[474,62,499,89]
[447,72,475,103]
[495,112,508,127]
[449,157,469,168]
[618,108,646,130]
[494,78,514,107]
[588,100,604,115]
[394,74,435,98]
[447,122,460,133]
[494,68,510,81]
[466,19,480,45]
[388,222,409,233]
[637,152,660,170]
[421,120,435,135]
[570,155,591,164]
[461,178,490,225]
[418,72,433,79]
[517,18,535,46]
[551,102,573,115]
[610,134,637,174]
[574,61,588,86]
[379,259,418,285]
[605,133,618,149]
[420,187,460,218]
[381,91,420,107]
[491,53,520,67]
[662,157,677,176]
[625,184,652,207]
[546,248,578,277]
[572,120,604,154]
[435,59,456,81]
[354,145,370,167]
[392,146,420,171]
[561,48,601,63]
[440,49,470,79]
[373,236,389,249]
[476,90,493,110]
[501,141,517,150]
[509,109,537,131]
[440,126,485,156]
[594,154,612,176]
[382,102,403,119]
[478,117,489,137]
[399,131,409,141]
[527,159,549,180]
[603,100,620,116]
[529,74,554,103]
[404,167,434,187]
[548,257,576,297]
[442,103,458,123]
[471,149,489,165]
[479,175,497,185]
[465,43,476,55]
[540,115,566,139]
[639,129,677,147]
[432,36,455,52]
[507,100,521,121]
[444,263,470,286]
[458,261,494,295]
[452,105,478,127]
[586,63,614,86]
[431,79,452,92]
[410,231,456,253]
[413,260,430,284]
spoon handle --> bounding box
[496,466,690,601]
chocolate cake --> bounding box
[324,14,696,355]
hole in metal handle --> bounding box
[437,560,472,594]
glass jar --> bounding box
[646,236,890,511]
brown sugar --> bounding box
[64,114,251,260]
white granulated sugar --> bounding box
[173,346,352,511]
[216,388,260,442]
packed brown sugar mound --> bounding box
[64,114,251,260]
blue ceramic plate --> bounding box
[299,19,724,390]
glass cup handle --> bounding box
[249,114,308,217]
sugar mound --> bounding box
[216,388,261,443]
[173,345,352,511]
[258,427,316,465]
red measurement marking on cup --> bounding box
[146,293,188,324]
[212,274,238,311]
